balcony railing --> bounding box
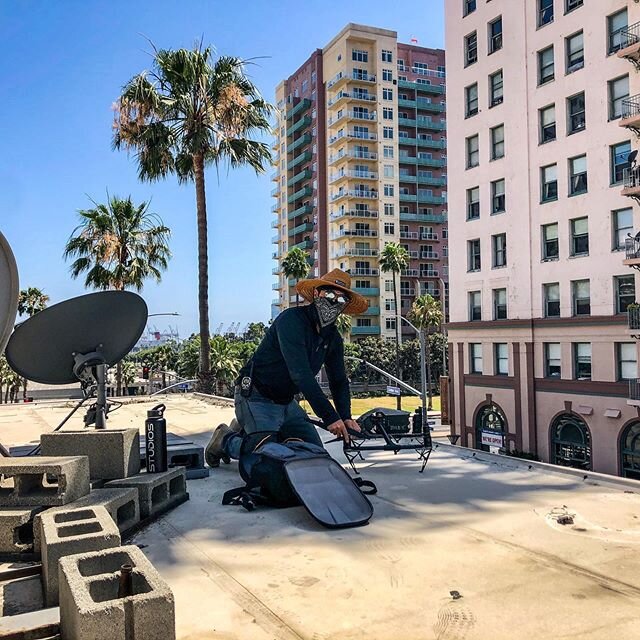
[353,287,380,296]
[398,136,447,150]
[399,175,447,187]
[420,270,439,278]
[272,267,281,275]
[400,288,416,296]
[332,229,378,239]
[289,222,314,237]
[397,79,446,93]
[399,156,446,167]
[328,111,376,125]
[288,185,313,204]
[397,65,446,79]
[271,235,279,244]
[333,247,379,258]
[327,71,376,88]
[286,115,312,137]
[625,236,640,260]
[401,269,419,277]
[330,209,378,221]
[420,251,439,259]
[271,203,279,213]
[329,130,377,144]
[620,22,640,50]
[400,212,447,224]
[288,203,313,220]
[293,239,314,250]
[348,268,379,276]
[351,326,381,335]
[286,98,311,121]
[328,91,377,106]
[329,150,378,164]
[399,231,419,239]
[399,193,447,205]
[421,232,439,240]
[287,132,312,154]
[629,378,640,402]
[287,150,312,171]
[628,306,640,330]
[331,190,378,201]
[330,170,378,183]
[623,166,640,190]
[271,187,279,197]
[622,94,640,120]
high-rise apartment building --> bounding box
[272,24,447,339]
[445,0,640,478]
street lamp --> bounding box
[396,314,428,437]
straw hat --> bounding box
[295,268,369,315]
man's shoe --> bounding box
[205,423,234,468]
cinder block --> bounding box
[105,467,188,519]
[0,507,43,554]
[0,456,90,507]
[41,505,120,606]
[59,544,175,640]
[34,487,140,553]
[40,428,141,481]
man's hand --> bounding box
[327,419,350,441]
[345,419,361,434]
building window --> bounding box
[573,343,591,380]
[616,274,636,313]
[617,343,638,381]
[539,104,556,143]
[488,17,503,54]
[495,343,508,375]
[609,75,629,120]
[352,49,368,62]
[383,145,394,159]
[469,292,482,322]
[608,9,628,55]
[465,31,478,67]
[383,126,394,139]
[470,342,483,373]
[538,0,554,27]
[538,46,554,85]
[384,222,395,234]
[382,49,393,63]
[545,343,561,378]
[493,288,507,320]
[383,88,393,100]
[382,69,393,82]
[468,239,481,272]
[383,165,394,178]
[567,92,586,134]
[491,179,505,214]
[611,141,631,185]
[572,279,590,316]
[467,186,480,220]
[565,0,583,13]
[383,107,394,120]
[613,208,633,251]
[464,0,476,17]
[569,155,587,196]
[541,164,558,202]
[467,134,479,168]
[566,31,584,74]
[465,83,479,117]
[384,203,394,216]
[489,70,503,107]
[384,184,394,197]
[542,222,559,260]
[544,283,560,317]
[492,233,507,268]
[570,217,589,256]
[491,125,505,160]
[385,318,396,330]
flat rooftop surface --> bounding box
[1,396,640,639]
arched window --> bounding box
[621,422,640,480]
[551,413,591,470]
[475,403,507,453]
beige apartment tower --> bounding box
[272,24,447,339]
[445,0,640,478]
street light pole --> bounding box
[439,277,448,376]
[397,314,427,436]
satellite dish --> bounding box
[6,291,147,429]
[628,150,638,166]
[0,232,19,355]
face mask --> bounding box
[314,296,347,328]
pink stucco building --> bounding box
[445,0,640,478]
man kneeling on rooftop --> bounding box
[205,268,368,466]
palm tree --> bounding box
[336,313,352,338]
[63,194,171,394]
[282,247,310,306]
[379,242,409,407]
[113,43,273,393]
[409,294,444,410]
[209,335,243,395]
[17,287,49,400]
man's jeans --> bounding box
[222,387,324,460]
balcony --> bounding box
[400,288,416,296]
[362,306,380,316]
[330,169,378,184]
[401,269,419,277]
[330,209,378,221]
[288,203,313,220]
[287,168,312,188]
[293,239,314,250]
[628,306,640,331]
[617,22,640,66]
[287,132,312,154]
[286,115,312,137]
[399,193,447,205]
[333,247,379,258]
[329,130,377,146]
[271,219,279,229]
[328,111,377,126]
[270,187,279,197]
[399,156,446,168]
[286,98,311,121]
[289,222,314,237]
[398,136,446,150]
[287,150,312,171]
[287,185,313,204]
[270,170,279,182]
[624,235,640,268]
[400,212,447,224]
[271,235,279,244]
[417,99,446,113]
[422,288,440,298]
[420,251,439,260]
[629,379,640,406]
[348,268,379,276]
[272,251,279,259]
[332,228,378,239]
[271,203,279,213]
[399,231,419,240]
[420,270,440,278]
[331,189,378,202]
[622,166,640,198]
[399,175,447,187]
[354,287,379,296]
[398,117,447,131]
[327,71,377,89]
[272,282,280,290]
[351,326,381,335]
[620,94,640,131]
[272,298,282,306]
[328,91,377,107]
[272,266,281,275]
[397,79,445,94]
[421,232,439,240]
[328,150,378,165]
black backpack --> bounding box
[222,432,376,529]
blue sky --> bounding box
[0,0,444,338]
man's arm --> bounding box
[324,334,352,421]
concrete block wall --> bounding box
[0,457,90,507]
[59,545,176,640]
[40,505,120,606]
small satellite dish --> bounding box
[6,291,147,429]
[628,150,638,166]
[0,232,19,355]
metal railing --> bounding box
[625,236,640,260]
[629,378,640,401]
[330,170,377,183]
[622,94,640,120]
[328,111,376,125]
[623,166,640,190]
[620,22,640,50]
[628,306,640,330]
[332,228,378,238]
[400,231,419,239]
[349,268,379,276]
[330,209,378,220]
[328,91,376,106]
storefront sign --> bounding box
[481,431,503,447]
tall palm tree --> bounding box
[379,242,409,407]
[409,294,444,410]
[282,247,310,307]
[63,194,171,394]
[17,287,49,400]
[113,43,273,393]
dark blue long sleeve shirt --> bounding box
[237,305,351,426]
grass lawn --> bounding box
[302,395,441,417]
